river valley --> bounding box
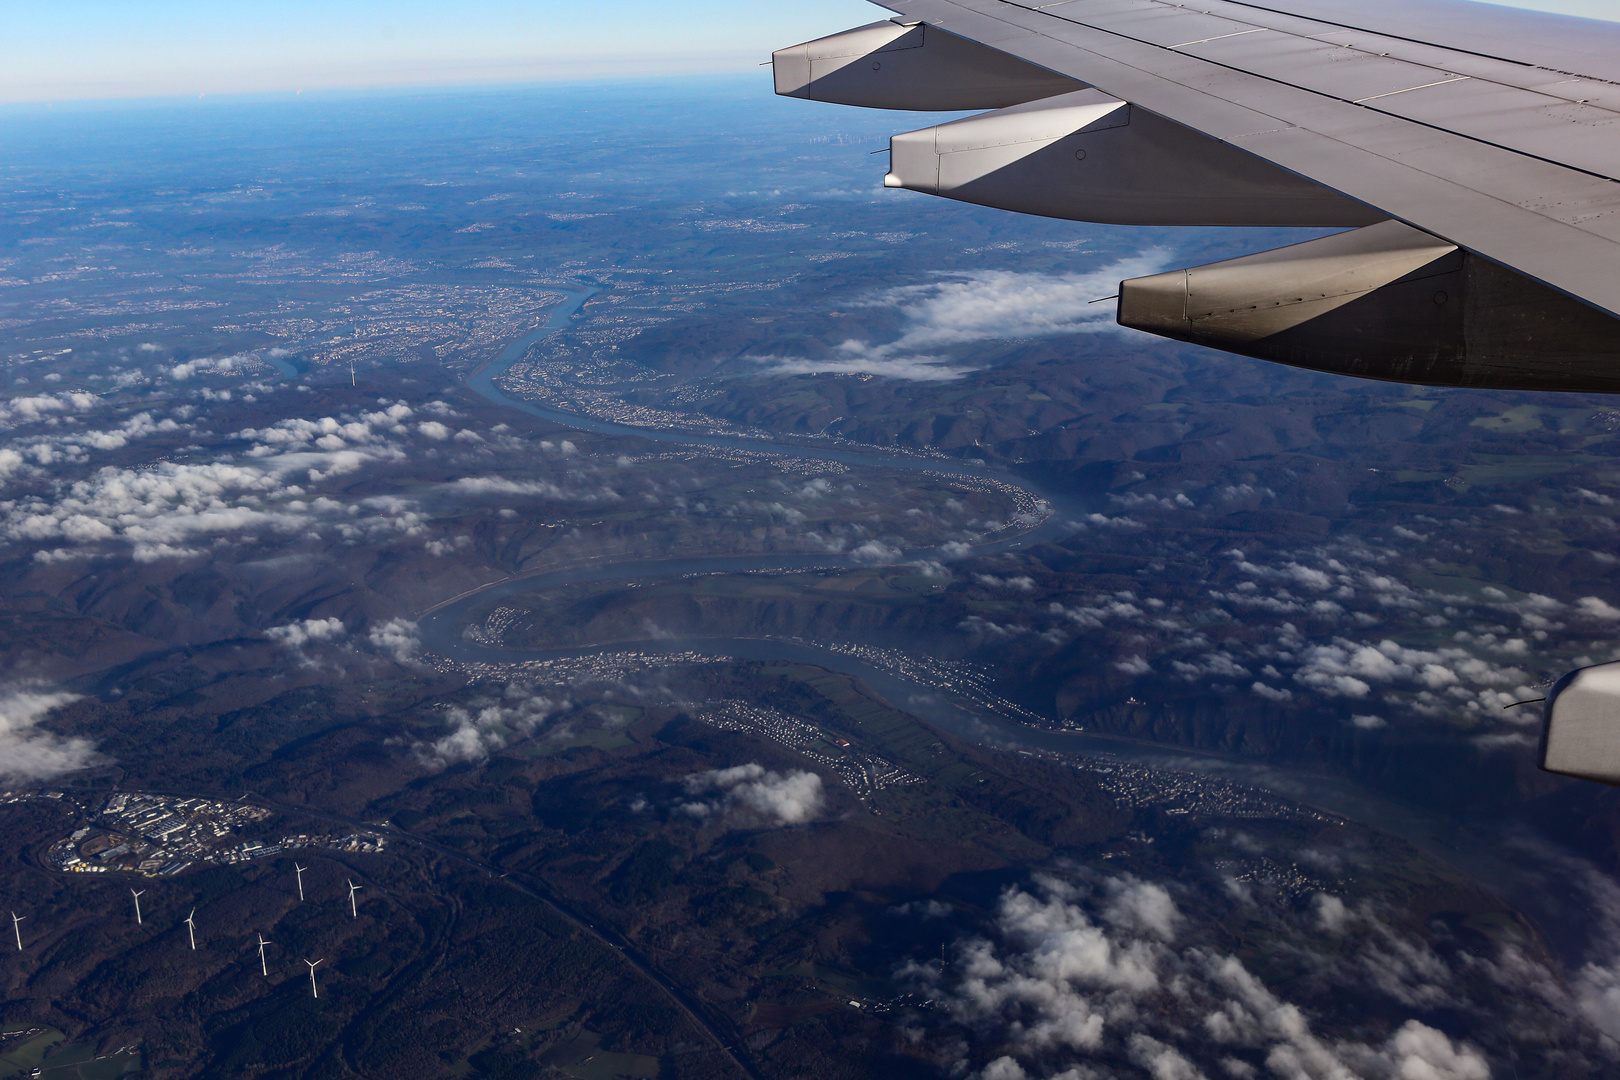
[422,287,1612,970]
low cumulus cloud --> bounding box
[452,475,620,502]
[169,353,253,380]
[903,870,1506,1080]
[0,392,98,426]
[238,403,413,450]
[411,684,564,769]
[851,539,903,564]
[1,403,450,561]
[1286,636,1536,706]
[1040,538,1605,742]
[757,257,1163,381]
[368,618,421,663]
[0,685,104,783]
[679,762,824,825]
[5,460,301,562]
[0,399,180,484]
[1500,832,1620,1045]
[266,616,346,649]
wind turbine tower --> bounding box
[256,934,272,977]
[184,909,197,951]
[10,912,23,952]
[346,879,363,919]
[294,864,307,902]
[130,889,145,926]
[305,957,323,999]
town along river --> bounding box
[424,286,1602,967]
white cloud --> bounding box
[1314,894,1350,934]
[0,409,445,559]
[75,411,180,452]
[0,392,96,426]
[1101,878,1179,941]
[1,460,297,556]
[424,535,472,557]
[755,258,1163,381]
[412,685,562,769]
[452,475,619,502]
[0,685,103,782]
[679,762,824,825]
[454,476,563,497]
[760,352,972,381]
[874,262,1165,351]
[1080,513,1145,531]
[266,616,346,649]
[368,618,420,663]
[851,539,902,564]
[1172,653,1250,682]
[960,615,1029,641]
[976,1058,1030,1080]
[1279,635,1537,721]
[903,869,1507,1080]
[1127,1034,1204,1080]
[1576,596,1620,620]
[1172,547,1586,736]
[979,574,1037,591]
[1383,1021,1490,1080]
[1112,490,1196,512]
[1050,596,1145,629]
[0,400,172,477]
[1503,836,1620,1044]
[236,404,414,453]
[169,353,252,380]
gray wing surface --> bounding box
[774,1,1620,782]
[873,0,1620,319]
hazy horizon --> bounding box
[3,0,1618,106]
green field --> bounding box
[0,1030,140,1080]
[541,1031,659,1080]
[0,1028,63,1079]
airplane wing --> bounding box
[772,0,1620,393]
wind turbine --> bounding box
[9,912,23,952]
[183,909,197,951]
[256,935,272,977]
[294,864,308,902]
[304,957,323,999]
[130,889,145,926]
[346,879,363,918]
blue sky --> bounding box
[0,1,877,103]
[1,0,1616,104]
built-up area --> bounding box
[4,790,389,878]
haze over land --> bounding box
[3,0,1615,102]
[0,76,1619,1079]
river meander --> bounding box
[422,286,1603,963]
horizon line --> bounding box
[0,53,775,111]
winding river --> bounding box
[423,287,1602,963]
